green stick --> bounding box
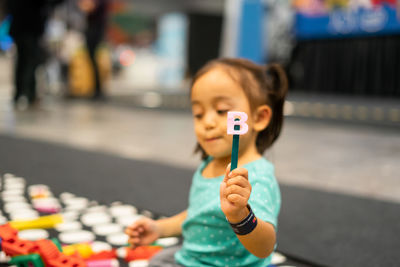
[230,121,240,171]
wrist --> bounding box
[225,206,250,224]
[227,204,258,236]
[154,220,164,238]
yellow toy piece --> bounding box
[10,214,63,230]
[63,243,93,259]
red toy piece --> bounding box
[0,224,18,242]
[0,224,40,257]
[86,249,117,261]
[34,239,60,262]
[47,254,86,267]
[2,238,38,257]
[34,239,86,267]
[120,246,162,262]
[0,224,87,266]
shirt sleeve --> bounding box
[248,169,281,229]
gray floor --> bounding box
[1,56,399,204]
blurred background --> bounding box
[0,0,399,266]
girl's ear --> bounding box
[253,105,272,132]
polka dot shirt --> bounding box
[175,157,281,267]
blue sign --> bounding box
[0,16,13,51]
[295,4,400,39]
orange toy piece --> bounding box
[2,238,38,257]
[0,223,18,242]
[47,254,86,267]
[0,224,86,267]
[34,239,60,262]
[121,246,163,262]
[0,224,38,257]
[35,239,86,267]
[86,250,117,261]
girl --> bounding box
[125,58,288,267]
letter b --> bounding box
[227,111,249,135]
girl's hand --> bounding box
[220,164,252,223]
[124,217,161,248]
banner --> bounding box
[294,0,400,39]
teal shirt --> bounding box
[175,157,281,267]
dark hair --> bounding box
[191,58,289,160]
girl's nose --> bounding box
[203,112,217,129]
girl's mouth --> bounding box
[205,137,222,142]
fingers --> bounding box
[223,166,251,207]
[125,218,160,248]
[126,224,146,248]
[125,219,146,234]
[226,193,248,207]
[225,168,251,197]
[226,175,250,189]
[223,163,231,182]
[224,164,248,181]
[125,225,144,236]
[125,219,149,247]
[228,167,248,179]
[224,184,250,200]
[128,237,142,248]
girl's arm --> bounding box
[231,212,276,258]
[125,210,187,248]
[220,167,276,258]
[156,210,187,237]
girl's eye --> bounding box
[194,114,203,119]
[217,110,228,115]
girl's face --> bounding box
[191,67,257,160]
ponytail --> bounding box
[266,63,288,101]
[256,64,289,153]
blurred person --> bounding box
[125,58,288,267]
[78,0,109,100]
[0,0,6,20]
[7,0,63,109]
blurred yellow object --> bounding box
[325,0,348,8]
[31,192,51,199]
[10,214,63,230]
[63,243,93,259]
[69,46,111,97]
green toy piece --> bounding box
[9,254,44,267]
[51,237,63,252]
